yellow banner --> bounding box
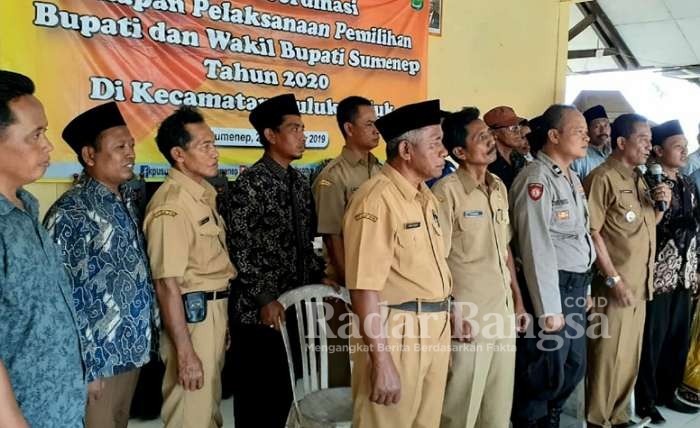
[0,0,429,180]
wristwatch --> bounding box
[604,275,621,288]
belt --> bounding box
[387,299,450,313]
[204,289,229,300]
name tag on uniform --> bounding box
[556,210,570,220]
[199,217,211,226]
[621,189,634,194]
[404,222,421,229]
[552,199,569,207]
[463,210,484,218]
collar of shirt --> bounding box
[382,163,433,202]
[260,152,292,182]
[76,173,125,203]
[536,151,566,177]
[341,146,379,167]
[0,188,39,217]
[606,156,637,180]
[168,168,217,206]
[456,166,499,195]
[589,144,610,158]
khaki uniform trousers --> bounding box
[85,368,141,428]
[161,299,227,428]
[586,298,646,427]
[441,304,516,428]
[351,309,451,428]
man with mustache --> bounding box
[585,114,671,428]
[434,107,528,428]
[485,105,528,190]
[509,105,597,428]
[571,105,612,181]
[221,94,328,427]
[44,102,158,428]
[144,107,237,428]
[343,100,452,427]
[0,69,85,427]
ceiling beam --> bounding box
[569,48,619,59]
[569,12,597,41]
[575,1,640,69]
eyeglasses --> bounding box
[491,125,522,133]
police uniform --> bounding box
[433,168,516,428]
[584,157,656,427]
[312,146,382,388]
[144,168,236,428]
[343,100,452,428]
[509,152,596,426]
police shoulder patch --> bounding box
[528,183,544,201]
[354,212,378,222]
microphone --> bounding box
[644,163,667,212]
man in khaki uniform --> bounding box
[314,95,382,282]
[144,107,236,428]
[343,99,452,428]
[433,107,527,428]
[312,95,382,387]
[584,113,671,428]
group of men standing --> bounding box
[1,65,699,428]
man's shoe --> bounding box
[665,396,700,414]
[676,388,700,409]
[636,406,666,425]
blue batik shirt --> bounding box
[44,174,159,382]
[0,189,86,428]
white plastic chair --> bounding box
[277,284,353,428]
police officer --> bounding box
[434,107,528,428]
[509,104,597,428]
[584,113,671,428]
[343,99,452,427]
[144,107,236,428]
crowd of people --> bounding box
[1,67,700,428]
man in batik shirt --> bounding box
[44,102,158,428]
[635,120,700,422]
[220,94,328,428]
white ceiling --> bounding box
[568,0,700,73]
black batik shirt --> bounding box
[220,154,325,324]
[653,174,700,295]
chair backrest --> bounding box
[277,284,351,399]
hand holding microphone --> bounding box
[644,163,672,212]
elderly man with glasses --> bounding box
[485,106,528,190]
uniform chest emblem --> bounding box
[528,183,544,201]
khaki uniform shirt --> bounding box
[144,168,236,292]
[510,152,596,317]
[313,147,382,235]
[343,164,452,304]
[432,168,513,314]
[584,157,656,300]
